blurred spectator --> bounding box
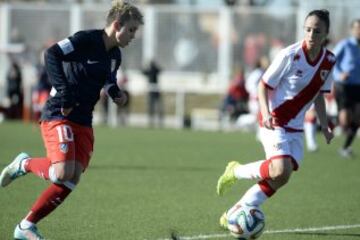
[32,51,51,121]
[220,65,249,121]
[116,68,131,126]
[245,56,269,116]
[243,33,267,68]
[304,105,318,152]
[269,38,285,61]
[333,19,360,158]
[99,68,131,126]
[99,88,109,124]
[142,60,164,128]
[303,92,338,153]
[6,57,23,120]
[224,0,237,6]
[235,56,269,135]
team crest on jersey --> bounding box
[272,143,282,151]
[111,59,117,72]
[59,143,69,153]
[320,70,330,81]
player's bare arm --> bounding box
[314,94,334,144]
[258,81,274,130]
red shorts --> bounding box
[40,120,94,170]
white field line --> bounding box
[153,223,360,240]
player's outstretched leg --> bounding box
[216,161,240,196]
[0,152,29,187]
[14,223,44,240]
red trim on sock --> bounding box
[25,158,51,180]
[258,180,276,197]
[259,159,271,179]
[26,183,72,223]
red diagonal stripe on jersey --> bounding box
[272,50,335,127]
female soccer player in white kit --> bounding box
[216,9,335,228]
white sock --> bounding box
[234,160,265,180]
[20,158,29,173]
[20,219,35,229]
[239,184,268,206]
[304,122,317,151]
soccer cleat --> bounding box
[338,148,353,158]
[216,161,240,196]
[307,145,318,153]
[14,224,44,240]
[219,211,228,230]
[0,152,29,187]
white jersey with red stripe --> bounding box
[261,41,336,131]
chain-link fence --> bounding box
[1,1,360,127]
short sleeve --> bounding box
[262,49,289,89]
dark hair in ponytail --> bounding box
[306,9,330,33]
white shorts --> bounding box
[259,127,304,170]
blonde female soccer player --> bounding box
[0,1,143,239]
[217,9,335,228]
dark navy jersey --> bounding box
[41,29,122,126]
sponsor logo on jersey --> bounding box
[272,143,283,151]
[87,60,99,64]
[320,70,330,81]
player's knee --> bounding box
[49,164,75,184]
[61,169,82,191]
[56,171,74,182]
[270,159,293,185]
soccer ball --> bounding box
[226,204,265,239]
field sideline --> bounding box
[0,121,359,240]
[155,223,360,240]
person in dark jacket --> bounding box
[6,58,23,119]
[142,60,164,127]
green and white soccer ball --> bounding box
[227,204,265,239]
